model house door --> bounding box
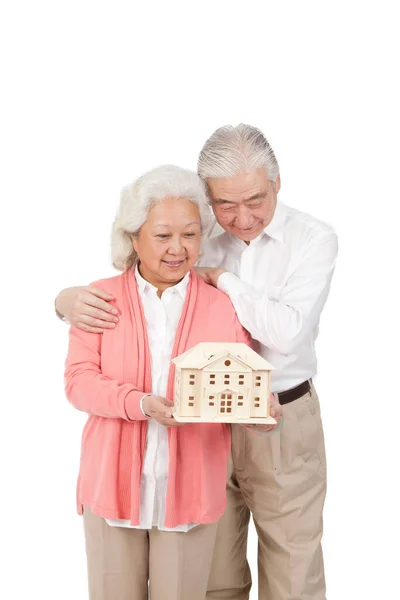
[218,391,236,416]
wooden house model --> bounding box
[172,342,276,424]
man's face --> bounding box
[207,168,280,242]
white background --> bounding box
[1,1,399,598]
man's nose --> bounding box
[235,206,254,228]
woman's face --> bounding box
[132,197,202,293]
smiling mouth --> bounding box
[162,260,186,268]
[235,225,258,232]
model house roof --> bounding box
[172,342,274,371]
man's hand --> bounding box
[55,286,119,333]
[194,267,226,288]
[142,396,184,427]
[245,393,283,435]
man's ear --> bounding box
[274,175,281,194]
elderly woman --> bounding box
[65,165,277,600]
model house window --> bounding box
[224,374,230,383]
[209,374,215,385]
[238,374,244,385]
[209,395,215,406]
[189,374,195,385]
[188,396,195,407]
[255,375,261,387]
[238,395,244,407]
[224,359,231,366]
[254,396,260,408]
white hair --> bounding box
[197,123,280,183]
[111,164,211,271]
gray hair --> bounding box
[197,123,280,183]
[111,164,211,271]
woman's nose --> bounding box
[167,237,184,254]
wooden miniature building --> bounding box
[172,342,276,424]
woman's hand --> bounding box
[142,395,183,427]
[55,286,119,332]
[245,393,283,435]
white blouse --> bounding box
[106,267,197,532]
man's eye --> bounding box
[220,206,235,211]
[156,234,170,239]
[184,233,196,237]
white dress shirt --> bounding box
[198,202,338,392]
[106,267,197,531]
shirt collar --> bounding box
[134,264,190,299]
[262,201,288,242]
[227,201,288,247]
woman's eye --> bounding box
[156,234,169,239]
[184,233,196,237]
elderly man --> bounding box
[55,124,337,600]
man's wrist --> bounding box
[217,271,239,294]
[214,268,226,285]
[55,301,69,323]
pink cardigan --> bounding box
[65,269,251,528]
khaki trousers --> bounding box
[83,508,218,600]
[207,383,327,600]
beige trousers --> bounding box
[207,383,327,600]
[83,508,218,600]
